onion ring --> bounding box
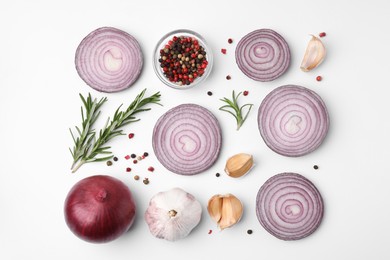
[152,104,222,175]
[258,85,329,157]
[235,29,290,81]
[75,27,143,92]
[256,172,324,240]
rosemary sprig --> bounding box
[69,93,107,171]
[70,89,161,173]
[219,91,253,130]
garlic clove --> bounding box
[207,194,243,230]
[300,35,326,72]
[207,195,223,223]
[225,153,254,178]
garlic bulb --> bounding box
[145,187,202,241]
[207,194,243,230]
[300,35,326,72]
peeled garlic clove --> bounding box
[300,35,326,72]
[207,194,243,230]
[225,153,254,178]
[145,188,202,242]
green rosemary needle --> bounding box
[219,91,253,130]
[70,89,161,173]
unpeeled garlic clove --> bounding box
[300,35,326,72]
[207,194,243,230]
[225,153,254,178]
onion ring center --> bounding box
[285,203,301,217]
[103,47,123,72]
[178,135,198,154]
[284,115,302,135]
[254,43,273,59]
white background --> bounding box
[1,0,389,259]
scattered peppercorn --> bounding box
[207,91,213,96]
[113,156,118,161]
[125,155,131,160]
[247,229,253,235]
[243,90,249,96]
[126,167,132,172]
[137,156,142,161]
[226,75,231,80]
[106,160,113,166]
[130,154,136,159]
[313,165,319,170]
[208,229,213,234]
[319,32,326,37]
[143,178,149,185]
[216,173,220,177]
[128,133,135,139]
[158,35,208,86]
[133,160,138,164]
[143,152,149,157]
[148,166,155,172]
[134,175,140,180]
[316,76,322,81]
[228,38,233,44]
[221,48,227,54]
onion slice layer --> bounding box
[152,104,222,175]
[258,85,329,157]
[235,29,290,82]
[75,27,143,92]
[256,172,324,240]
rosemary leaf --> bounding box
[219,91,253,131]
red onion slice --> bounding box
[235,29,290,82]
[75,27,143,92]
[153,104,222,175]
[258,85,329,157]
[256,173,324,240]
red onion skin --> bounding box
[64,175,136,243]
[258,85,329,157]
[256,173,324,240]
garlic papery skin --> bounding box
[300,35,326,72]
[225,153,254,178]
[145,188,202,242]
[207,194,243,230]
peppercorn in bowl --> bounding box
[153,29,213,89]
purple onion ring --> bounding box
[256,172,324,240]
[152,104,222,175]
[258,85,329,157]
[235,29,290,82]
[75,27,143,92]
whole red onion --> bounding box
[64,175,136,243]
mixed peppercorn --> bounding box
[159,35,208,86]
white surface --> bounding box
[1,0,390,259]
